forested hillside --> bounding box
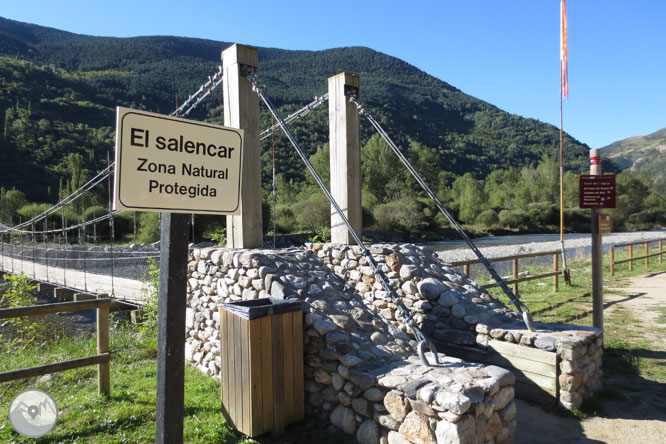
[4,17,662,239]
[0,17,591,195]
[602,127,666,196]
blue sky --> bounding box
[3,0,665,149]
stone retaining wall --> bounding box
[186,246,517,443]
[474,321,603,410]
[306,242,603,411]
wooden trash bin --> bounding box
[219,298,304,437]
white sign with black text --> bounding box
[113,107,243,214]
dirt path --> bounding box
[516,271,666,444]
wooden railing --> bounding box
[609,238,665,275]
[448,250,563,296]
[0,297,111,395]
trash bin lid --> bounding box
[219,297,303,320]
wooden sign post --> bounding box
[113,107,244,444]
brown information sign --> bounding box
[579,174,616,209]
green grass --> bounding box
[0,328,245,444]
[483,247,666,402]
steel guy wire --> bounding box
[346,92,536,332]
[242,66,440,366]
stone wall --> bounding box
[306,242,603,411]
[186,246,517,443]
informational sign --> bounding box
[113,107,243,214]
[598,213,612,234]
[579,174,616,209]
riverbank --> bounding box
[433,230,666,263]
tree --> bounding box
[452,173,486,224]
[0,188,28,224]
[361,134,405,203]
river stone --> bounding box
[438,290,459,307]
[535,335,557,352]
[314,368,332,385]
[314,318,337,335]
[384,391,410,420]
[492,386,514,410]
[364,387,385,402]
[332,372,345,391]
[340,354,363,368]
[386,253,403,272]
[330,314,355,330]
[498,400,516,423]
[331,405,357,435]
[387,431,411,444]
[451,303,466,319]
[484,365,516,386]
[353,397,373,418]
[378,414,401,431]
[436,414,476,444]
[399,264,419,280]
[326,330,351,345]
[371,331,388,344]
[435,391,472,415]
[417,278,447,301]
[357,419,381,444]
[398,411,436,444]
[350,370,375,390]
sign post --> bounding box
[113,107,243,444]
[579,149,615,331]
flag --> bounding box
[561,0,569,100]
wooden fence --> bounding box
[449,250,563,295]
[0,297,111,395]
[609,238,665,275]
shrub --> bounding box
[373,198,428,232]
[476,209,499,227]
[526,202,559,227]
[138,257,159,341]
[293,192,330,232]
[0,274,47,349]
[136,212,160,243]
[275,205,297,233]
[498,209,530,229]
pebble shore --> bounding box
[433,230,666,263]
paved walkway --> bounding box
[0,254,146,304]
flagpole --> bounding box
[560,0,570,284]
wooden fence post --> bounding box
[660,240,663,265]
[645,242,650,268]
[97,297,110,396]
[464,263,470,278]
[553,252,559,292]
[610,244,615,276]
[512,258,519,296]
[629,244,633,271]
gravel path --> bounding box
[434,230,666,263]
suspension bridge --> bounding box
[0,43,534,335]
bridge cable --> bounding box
[346,93,536,332]
[259,94,329,141]
[243,66,440,366]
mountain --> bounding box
[602,127,666,195]
[0,17,591,202]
